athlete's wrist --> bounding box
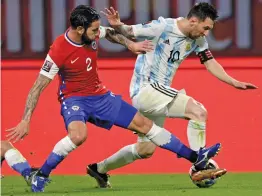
[22,116,31,123]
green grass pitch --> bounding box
[1,173,262,196]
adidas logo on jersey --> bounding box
[163,39,170,45]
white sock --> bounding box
[5,148,31,176]
[53,136,77,157]
[97,144,141,174]
[187,120,206,151]
[145,123,172,146]
[5,149,27,168]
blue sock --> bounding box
[161,134,198,162]
[146,124,198,162]
[12,162,32,178]
[38,136,77,177]
[4,148,32,178]
[39,152,64,177]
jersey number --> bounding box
[86,58,92,71]
[168,50,180,63]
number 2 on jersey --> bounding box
[86,58,92,71]
[168,50,180,63]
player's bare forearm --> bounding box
[105,28,133,49]
[113,25,135,40]
[204,59,236,86]
[23,74,52,122]
[205,59,258,90]
[101,7,135,39]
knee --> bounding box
[1,141,13,156]
[194,106,208,122]
[186,99,208,122]
[70,130,87,146]
[129,112,153,135]
[68,122,87,146]
[136,142,156,159]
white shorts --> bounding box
[132,82,191,142]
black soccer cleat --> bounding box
[86,163,111,188]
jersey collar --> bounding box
[64,29,84,47]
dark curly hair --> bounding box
[187,2,219,21]
[70,5,100,29]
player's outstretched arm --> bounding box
[6,74,52,143]
[22,74,52,121]
[204,58,258,90]
[104,27,153,54]
[101,7,135,39]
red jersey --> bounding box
[40,27,108,102]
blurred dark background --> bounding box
[1,0,262,59]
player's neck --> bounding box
[67,29,82,44]
[177,18,191,38]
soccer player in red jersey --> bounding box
[6,6,222,192]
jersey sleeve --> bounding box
[194,37,209,54]
[131,17,166,38]
[40,54,59,80]
[99,26,107,39]
[39,41,63,80]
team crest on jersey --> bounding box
[186,43,191,51]
[92,41,97,50]
[42,60,53,72]
[72,106,80,111]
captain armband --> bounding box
[197,49,214,64]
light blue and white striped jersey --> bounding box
[130,17,209,98]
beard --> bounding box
[81,33,92,45]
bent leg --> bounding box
[167,93,208,151]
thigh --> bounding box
[89,92,132,130]
[167,92,191,118]
[61,97,89,130]
[133,82,177,116]
[114,99,138,129]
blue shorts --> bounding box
[61,92,137,130]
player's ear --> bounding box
[189,17,199,26]
[76,26,85,35]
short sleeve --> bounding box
[39,41,64,80]
[39,54,59,80]
[48,43,65,67]
[132,17,166,38]
[195,37,209,54]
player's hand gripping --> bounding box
[6,120,30,143]
[101,7,124,26]
[128,40,154,54]
[232,80,258,90]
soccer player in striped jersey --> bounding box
[87,3,257,187]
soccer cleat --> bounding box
[194,143,221,170]
[24,167,39,186]
[191,168,227,181]
[86,163,111,188]
[31,171,50,192]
